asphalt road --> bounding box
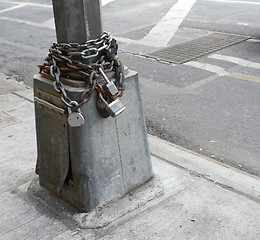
[0,0,259,176]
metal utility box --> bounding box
[34,70,153,212]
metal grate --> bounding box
[143,33,251,64]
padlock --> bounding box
[98,67,118,96]
[67,107,85,127]
[114,59,125,91]
[97,94,111,118]
[97,92,126,118]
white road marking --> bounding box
[0,0,195,48]
[0,0,51,8]
[247,39,260,43]
[138,0,197,48]
[209,54,260,70]
[0,3,27,14]
[102,0,115,6]
[183,57,260,86]
[0,0,114,7]
[40,18,55,30]
[236,22,248,26]
[0,16,54,29]
[113,22,157,36]
[204,0,260,5]
[184,61,229,76]
[0,0,113,9]
[113,36,136,44]
[0,0,115,30]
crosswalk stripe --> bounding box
[137,0,198,48]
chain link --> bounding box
[38,32,124,113]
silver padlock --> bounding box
[67,107,85,127]
[98,67,118,96]
[98,92,126,118]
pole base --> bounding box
[33,69,153,212]
[28,175,163,229]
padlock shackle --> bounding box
[98,67,110,84]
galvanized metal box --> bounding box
[33,70,153,212]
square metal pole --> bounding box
[52,0,103,44]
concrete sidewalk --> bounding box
[0,73,259,240]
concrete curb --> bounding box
[148,135,260,202]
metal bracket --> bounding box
[34,97,66,115]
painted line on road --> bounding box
[205,0,260,5]
[0,0,194,49]
[0,3,27,14]
[40,18,55,30]
[0,0,52,8]
[247,39,260,43]
[0,16,54,29]
[0,0,113,11]
[183,60,260,84]
[0,0,116,31]
[113,36,136,44]
[137,0,197,48]
[209,54,260,70]
[102,0,115,6]
[230,73,260,83]
[184,61,229,76]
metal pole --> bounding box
[52,0,103,44]
[33,0,153,212]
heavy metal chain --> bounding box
[38,32,124,113]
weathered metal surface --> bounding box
[33,70,153,211]
[34,86,69,195]
[34,0,153,212]
[36,89,66,109]
[115,74,153,192]
[144,33,250,64]
[52,0,103,44]
[52,0,103,64]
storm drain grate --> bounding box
[143,33,251,64]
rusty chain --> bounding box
[38,32,124,112]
